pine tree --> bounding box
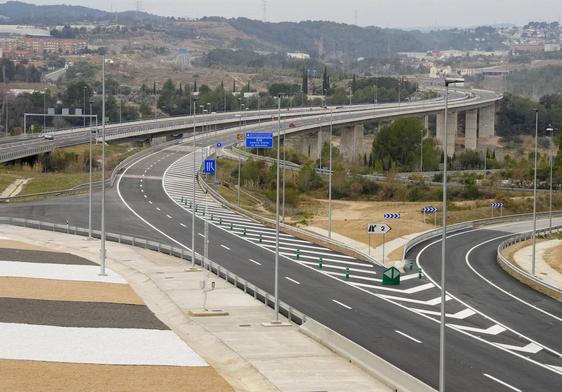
[193,79,198,92]
[302,68,309,95]
[322,66,330,94]
[233,79,236,93]
[153,81,156,95]
[352,74,357,94]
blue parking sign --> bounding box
[204,159,216,174]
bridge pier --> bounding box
[151,135,167,146]
[436,111,457,157]
[340,124,364,162]
[465,109,478,150]
[479,104,495,138]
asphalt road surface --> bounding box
[1,137,560,391]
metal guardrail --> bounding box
[197,167,383,266]
[497,226,562,298]
[401,210,562,262]
[0,216,308,324]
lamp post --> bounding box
[88,100,94,238]
[328,109,333,239]
[100,55,107,276]
[237,114,242,206]
[191,97,199,269]
[547,124,555,235]
[420,129,424,175]
[273,93,286,323]
[531,109,539,276]
[83,86,86,128]
[439,76,464,392]
[43,88,47,131]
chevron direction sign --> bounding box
[491,202,504,208]
[384,213,401,219]
[422,207,438,213]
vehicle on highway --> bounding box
[289,122,296,128]
[43,133,55,140]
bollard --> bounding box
[210,214,214,221]
[296,249,300,260]
[219,218,223,225]
[259,233,263,243]
[181,196,184,203]
[243,228,247,236]
[230,222,233,230]
[409,260,414,271]
[319,257,323,269]
[418,268,423,279]
[345,267,350,280]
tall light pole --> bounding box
[547,124,555,234]
[531,109,539,276]
[420,129,424,175]
[100,55,107,276]
[439,76,464,392]
[43,89,47,131]
[328,109,333,239]
[88,100,94,238]
[237,114,242,206]
[191,98,199,268]
[83,86,86,128]
[273,93,285,323]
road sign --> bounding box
[382,266,400,285]
[422,207,438,213]
[203,159,216,174]
[246,132,273,148]
[216,142,222,148]
[491,202,504,208]
[367,223,391,234]
[384,213,401,219]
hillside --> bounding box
[0,1,159,24]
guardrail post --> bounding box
[210,213,213,221]
[259,233,263,243]
[219,217,222,225]
[230,222,233,230]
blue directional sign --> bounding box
[216,142,222,148]
[422,207,438,213]
[203,159,216,174]
[246,132,273,149]
[491,202,504,208]
[384,213,401,219]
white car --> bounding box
[43,133,55,140]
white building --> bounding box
[287,52,310,60]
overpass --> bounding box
[0,88,501,164]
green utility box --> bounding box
[382,266,401,285]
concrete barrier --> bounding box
[300,319,436,392]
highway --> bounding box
[0,88,497,163]
[1,129,560,391]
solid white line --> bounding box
[249,258,262,266]
[156,207,161,211]
[166,214,172,219]
[180,223,186,228]
[483,374,522,392]
[285,276,300,285]
[148,201,153,204]
[198,233,205,238]
[331,299,352,310]
[465,234,562,323]
[395,330,422,344]
[221,244,231,250]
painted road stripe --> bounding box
[378,294,451,306]
[285,277,300,285]
[483,374,522,392]
[156,207,161,211]
[395,330,421,344]
[166,214,172,219]
[413,308,476,320]
[331,299,352,310]
[198,233,205,238]
[148,201,153,204]
[180,223,187,228]
[249,258,262,266]
[493,342,542,354]
[451,324,505,335]
[221,245,231,250]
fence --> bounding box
[497,225,562,300]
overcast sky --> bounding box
[27,1,562,28]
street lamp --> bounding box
[531,109,539,276]
[547,124,555,235]
[272,93,286,324]
[191,96,199,269]
[88,99,95,238]
[100,55,107,276]
[328,109,333,239]
[439,76,464,392]
[236,114,242,206]
[43,88,48,131]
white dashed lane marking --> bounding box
[285,277,300,285]
[331,299,352,310]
